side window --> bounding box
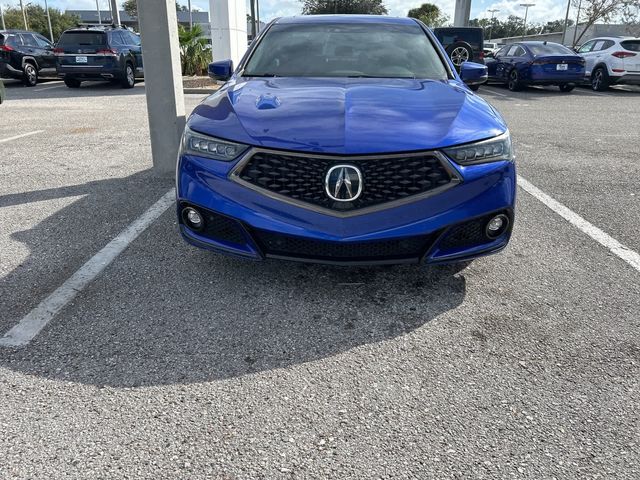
[6,35,23,47]
[578,41,595,54]
[110,32,123,46]
[513,46,526,57]
[506,45,520,56]
[127,32,141,46]
[592,40,606,52]
[495,46,509,57]
[20,33,38,47]
[34,34,52,48]
[601,40,614,50]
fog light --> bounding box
[182,207,204,230]
[485,214,509,239]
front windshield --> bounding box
[243,22,449,79]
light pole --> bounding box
[96,0,102,25]
[44,0,54,41]
[519,3,535,40]
[572,0,583,47]
[19,0,28,30]
[487,9,499,40]
[188,0,193,29]
[0,3,5,31]
[561,0,571,45]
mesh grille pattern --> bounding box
[252,229,435,262]
[438,212,511,250]
[238,151,453,211]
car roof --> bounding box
[275,15,417,25]
[0,29,35,34]
[518,41,564,45]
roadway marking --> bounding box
[33,83,64,92]
[518,175,640,273]
[0,188,176,348]
[0,130,44,144]
[481,87,509,97]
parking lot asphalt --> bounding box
[1,80,639,479]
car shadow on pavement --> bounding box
[0,169,467,387]
[2,79,147,100]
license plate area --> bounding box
[556,64,568,71]
[75,56,88,63]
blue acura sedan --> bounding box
[176,15,516,265]
[485,41,585,92]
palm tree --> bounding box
[178,24,209,76]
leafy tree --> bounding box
[301,0,388,15]
[621,3,640,36]
[1,5,79,42]
[572,0,639,45]
[407,3,449,27]
[178,24,209,75]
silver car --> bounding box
[577,36,640,91]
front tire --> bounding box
[507,69,522,91]
[559,84,575,92]
[22,63,38,87]
[469,84,480,91]
[591,67,609,91]
[121,63,135,89]
[64,78,81,88]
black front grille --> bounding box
[237,151,453,212]
[251,228,436,262]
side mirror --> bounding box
[208,59,233,81]
[459,62,488,87]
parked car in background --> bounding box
[433,27,484,68]
[486,41,585,92]
[177,16,513,266]
[484,41,499,55]
[0,30,56,86]
[55,25,143,88]
[577,36,640,91]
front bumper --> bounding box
[0,62,22,80]
[176,150,517,265]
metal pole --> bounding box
[109,0,120,26]
[572,0,582,47]
[519,3,535,40]
[188,0,193,29]
[96,0,102,24]
[20,0,28,30]
[256,0,260,33]
[0,4,5,31]
[487,9,499,40]
[561,0,571,45]
[44,0,54,41]
[249,0,256,39]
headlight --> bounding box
[181,126,249,161]
[443,131,513,165]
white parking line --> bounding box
[518,175,640,273]
[0,130,45,144]
[33,83,64,92]
[482,87,509,97]
[0,188,176,348]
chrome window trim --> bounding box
[229,147,462,218]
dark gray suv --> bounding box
[0,30,56,86]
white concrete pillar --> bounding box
[453,0,471,27]
[110,0,121,25]
[209,0,248,68]
[137,0,186,176]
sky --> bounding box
[1,0,572,25]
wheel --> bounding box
[559,84,575,92]
[22,63,38,87]
[591,67,609,91]
[469,84,480,91]
[121,63,135,89]
[446,42,473,69]
[507,69,522,91]
[64,78,81,88]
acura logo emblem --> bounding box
[325,165,363,202]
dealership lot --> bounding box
[1,81,639,478]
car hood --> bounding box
[188,77,506,155]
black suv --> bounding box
[55,25,143,88]
[0,30,56,86]
[433,27,485,69]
